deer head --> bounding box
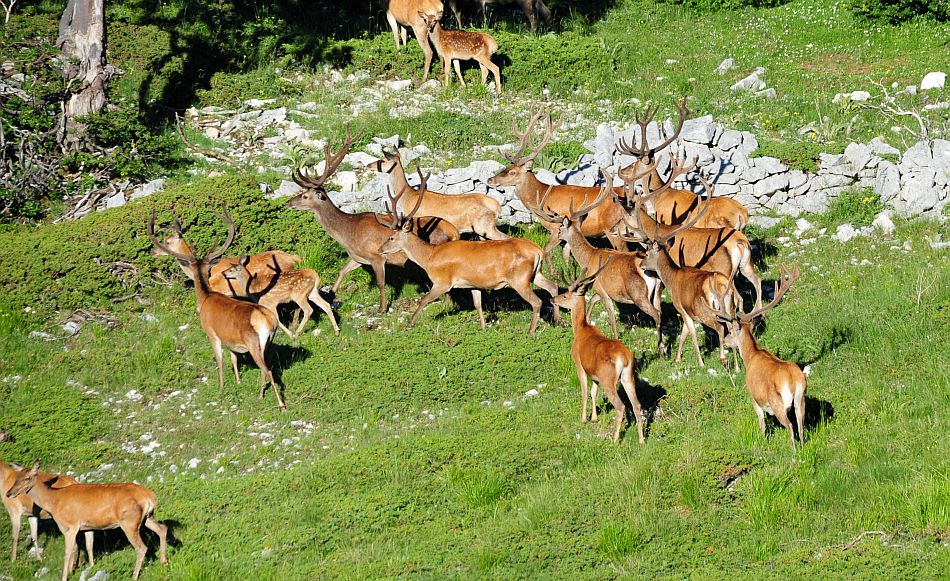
[487,107,562,186]
[287,128,363,211]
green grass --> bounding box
[0,180,949,578]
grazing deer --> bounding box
[2,461,93,563]
[6,460,168,581]
[419,12,502,93]
[448,0,551,32]
[378,175,560,334]
[148,206,287,410]
[721,265,806,451]
[536,178,664,354]
[385,0,444,81]
[370,148,508,239]
[487,108,629,260]
[617,99,749,230]
[551,259,646,444]
[619,169,763,311]
[287,129,459,313]
[221,257,340,338]
[630,191,735,368]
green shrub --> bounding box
[755,139,827,173]
[818,188,885,228]
[850,0,949,23]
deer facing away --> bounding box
[551,259,647,444]
[6,460,168,581]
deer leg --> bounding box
[603,382,626,443]
[471,290,487,329]
[60,528,78,581]
[576,364,589,423]
[509,281,543,334]
[10,511,20,561]
[634,293,665,355]
[681,316,705,368]
[739,254,762,311]
[606,231,626,250]
[210,337,225,390]
[332,259,362,293]
[250,342,284,411]
[308,287,340,336]
[275,319,294,340]
[794,385,806,446]
[590,381,600,423]
[410,22,434,82]
[532,271,561,324]
[386,11,400,48]
[479,216,508,240]
[453,59,466,87]
[409,284,451,327]
[597,290,618,338]
[291,299,314,338]
[773,401,796,452]
[120,520,148,581]
[229,351,241,384]
[144,515,169,566]
[371,260,389,313]
[620,364,646,444]
[83,531,94,567]
[28,514,40,559]
[752,400,767,436]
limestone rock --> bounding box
[715,58,735,75]
[921,71,946,91]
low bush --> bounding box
[849,0,949,24]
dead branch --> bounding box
[175,112,238,166]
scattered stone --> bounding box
[385,79,413,92]
[832,223,861,243]
[269,180,302,199]
[105,191,126,209]
[872,210,895,238]
[731,71,767,92]
[62,321,81,336]
[130,179,166,200]
[920,71,946,91]
[715,58,734,75]
[524,389,539,398]
[749,215,781,229]
[754,88,777,99]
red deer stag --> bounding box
[378,174,560,334]
[221,256,340,338]
[370,148,508,239]
[6,460,168,581]
[535,177,665,354]
[148,206,287,410]
[721,265,806,451]
[286,129,459,313]
[551,258,646,443]
[419,12,502,93]
[487,108,629,260]
[2,461,92,563]
[385,0,444,81]
[617,99,749,230]
[630,188,736,368]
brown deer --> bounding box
[447,0,551,32]
[551,259,646,444]
[370,148,508,239]
[487,108,629,261]
[535,178,664,354]
[630,191,735,368]
[616,99,749,230]
[287,130,459,313]
[385,0,444,81]
[619,170,763,311]
[6,460,168,581]
[378,176,560,334]
[721,265,806,451]
[419,12,502,93]
[2,461,93,563]
[148,206,287,410]
[221,257,340,338]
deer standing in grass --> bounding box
[721,265,806,451]
[6,460,168,581]
[378,175,560,334]
[488,108,629,261]
[616,99,749,230]
[148,206,287,410]
[287,129,459,313]
[419,12,502,93]
[2,461,93,563]
[536,176,665,353]
[385,0,444,81]
[221,256,340,338]
[552,259,646,444]
[370,148,508,239]
[630,186,735,368]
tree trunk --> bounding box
[57,0,113,147]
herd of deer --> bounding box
[1,101,810,580]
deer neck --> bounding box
[23,478,60,513]
[570,295,591,332]
[308,199,362,243]
[516,171,549,210]
[565,223,598,267]
[735,322,759,362]
[191,260,215,309]
[394,233,436,268]
[428,24,443,52]
[649,247,679,287]
[387,160,414,199]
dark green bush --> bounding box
[850,0,949,23]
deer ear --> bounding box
[524,160,534,171]
[239,254,249,266]
[30,459,40,474]
[9,462,23,471]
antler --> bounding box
[292,127,365,189]
[566,256,614,295]
[616,97,690,161]
[381,169,428,230]
[147,205,235,264]
[504,107,561,165]
[536,169,614,224]
[629,172,712,247]
[148,209,194,263]
[206,205,235,264]
[737,264,800,321]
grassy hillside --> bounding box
[2,0,950,578]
